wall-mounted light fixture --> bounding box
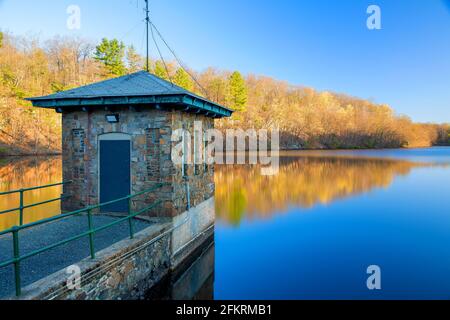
[105,114,119,123]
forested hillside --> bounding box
[0,32,448,155]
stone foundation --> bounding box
[171,197,215,268]
[7,198,215,300]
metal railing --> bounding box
[0,181,72,226]
[0,183,166,297]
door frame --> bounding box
[98,133,132,207]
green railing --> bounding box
[0,181,72,226]
[0,183,165,297]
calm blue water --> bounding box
[214,147,450,299]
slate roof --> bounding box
[27,71,233,118]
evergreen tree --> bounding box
[173,68,193,91]
[226,71,247,112]
[0,32,3,48]
[153,60,168,80]
[126,45,143,73]
[94,38,126,76]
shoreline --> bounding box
[0,153,61,158]
[1,145,449,159]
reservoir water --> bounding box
[1,147,450,299]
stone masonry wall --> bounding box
[9,207,215,300]
[11,223,172,300]
[171,112,215,215]
[61,106,214,217]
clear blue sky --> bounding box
[0,0,449,122]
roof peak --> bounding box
[28,70,191,100]
[26,70,233,118]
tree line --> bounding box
[0,33,448,155]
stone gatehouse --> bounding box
[27,71,233,217]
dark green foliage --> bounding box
[94,38,126,76]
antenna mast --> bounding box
[145,0,150,72]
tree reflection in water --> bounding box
[0,153,442,230]
[0,156,62,230]
[215,154,437,225]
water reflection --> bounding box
[215,154,440,225]
[170,242,215,300]
[2,149,450,299]
[0,156,62,230]
[145,242,215,300]
[214,149,450,299]
[1,153,445,230]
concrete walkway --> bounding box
[0,215,151,298]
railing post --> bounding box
[87,208,95,259]
[12,227,21,296]
[128,198,134,239]
[19,189,24,226]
